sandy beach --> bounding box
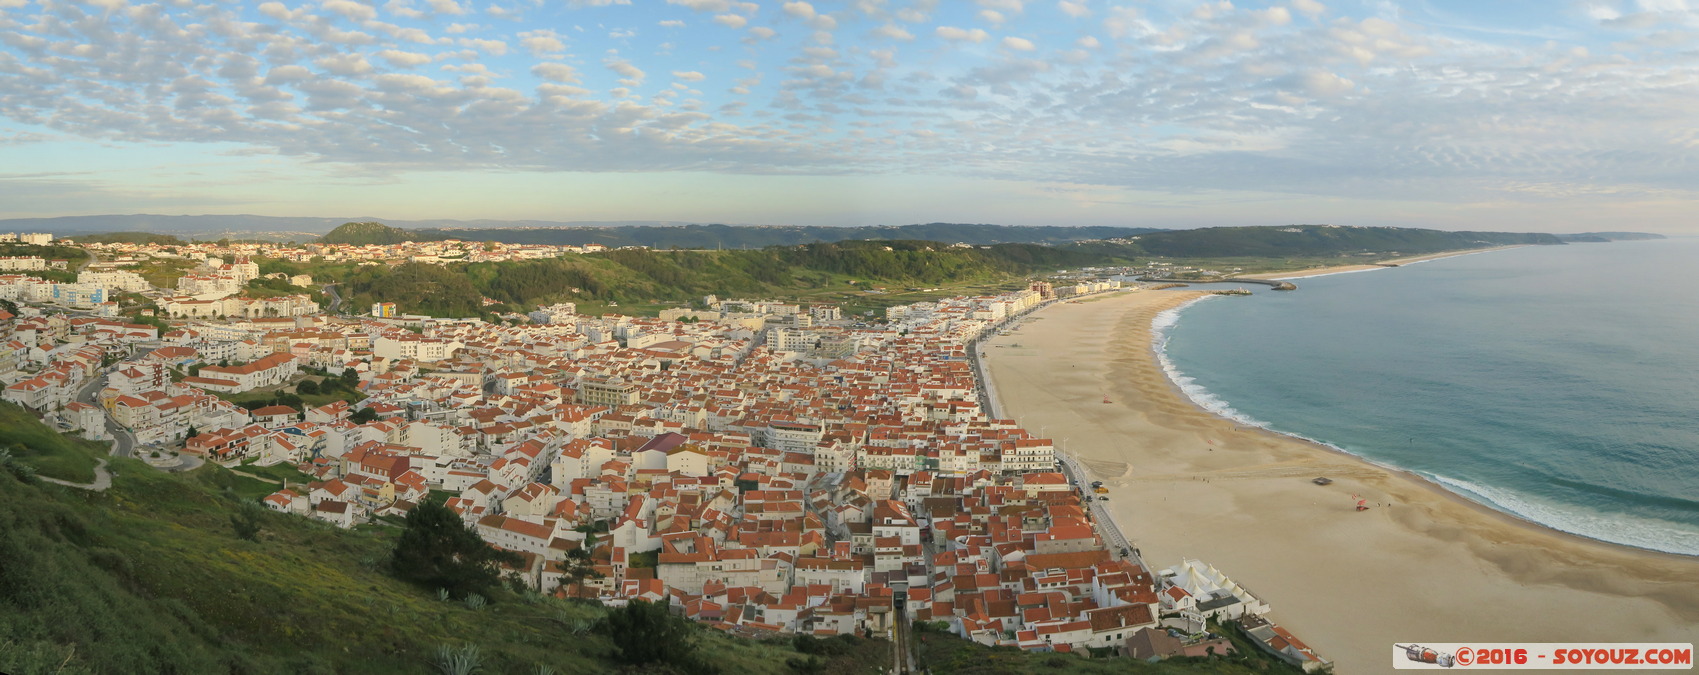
[1234,246,1531,281]
[981,273,1699,673]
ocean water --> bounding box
[1155,240,1699,556]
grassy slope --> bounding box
[913,626,1304,675]
[0,405,1309,675]
[1,402,104,483]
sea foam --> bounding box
[1151,286,1699,557]
[1429,475,1699,556]
[1152,296,1271,431]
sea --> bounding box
[1154,239,1699,556]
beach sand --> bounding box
[981,280,1699,673]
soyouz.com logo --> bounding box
[1394,643,1693,669]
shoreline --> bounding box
[1147,293,1699,560]
[982,262,1699,673]
[1235,245,1530,281]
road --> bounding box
[322,283,341,313]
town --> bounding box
[0,231,1324,671]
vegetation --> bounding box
[130,257,200,288]
[600,599,712,673]
[911,621,1303,674]
[0,401,104,483]
[68,232,188,245]
[389,499,523,600]
[0,410,888,675]
[343,262,484,318]
[321,221,421,245]
[321,221,1166,248]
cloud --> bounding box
[936,26,989,42]
[873,24,914,40]
[6,0,1699,221]
[377,49,433,68]
[427,0,467,15]
[533,63,582,83]
[605,58,646,84]
[666,0,754,12]
[1299,70,1354,96]
[458,38,509,55]
[746,26,777,40]
[714,14,749,28]
[322,0,377,22]
[314,53,374,76]
[1002,36,1036,51]
[520,30,567,57]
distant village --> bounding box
[0,231,1325,670]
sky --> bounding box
[1,0,1696,232]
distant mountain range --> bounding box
[1555,232,1668,242]
[0,213,1669,249]
[320,221,1168,247]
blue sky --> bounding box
[1,0,1696,231]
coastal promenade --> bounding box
[967,290,1148,573]
[979,286,1699,674]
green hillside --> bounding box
[320,221,419,245]
[336,241,1114,317]
[66,232,188,246]
[306,225,1569,318]
[321,221,1165,248]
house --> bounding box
[251,405,299,429]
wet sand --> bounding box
[981,281,1699,673]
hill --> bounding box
[1116,225,1561,258]
[0,407,884,675]
[0,406,1279,675]
[321,240,1114,317]
[320,221,419,245]
[322,222,1166,248]
[402,223,1167,248]
[303,226,1573,318]
[1556,231,1667,242]
[64,232,187,246]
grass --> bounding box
[912,625,1303,674]
[0,396,1306,675]
[0,411,895,675]
[0,401,105,483]
[131,257,200,288]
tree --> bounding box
[390,500,522,600]
[350,407,379,424]
[297,379,319,395]
[600,599,712,673]
[553,533,602,600]
[231,503,263,542]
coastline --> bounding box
[981,274,1699,673]
[1235,245,1529,281]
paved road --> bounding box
[322,283,341,313]
[72,371,138,459]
